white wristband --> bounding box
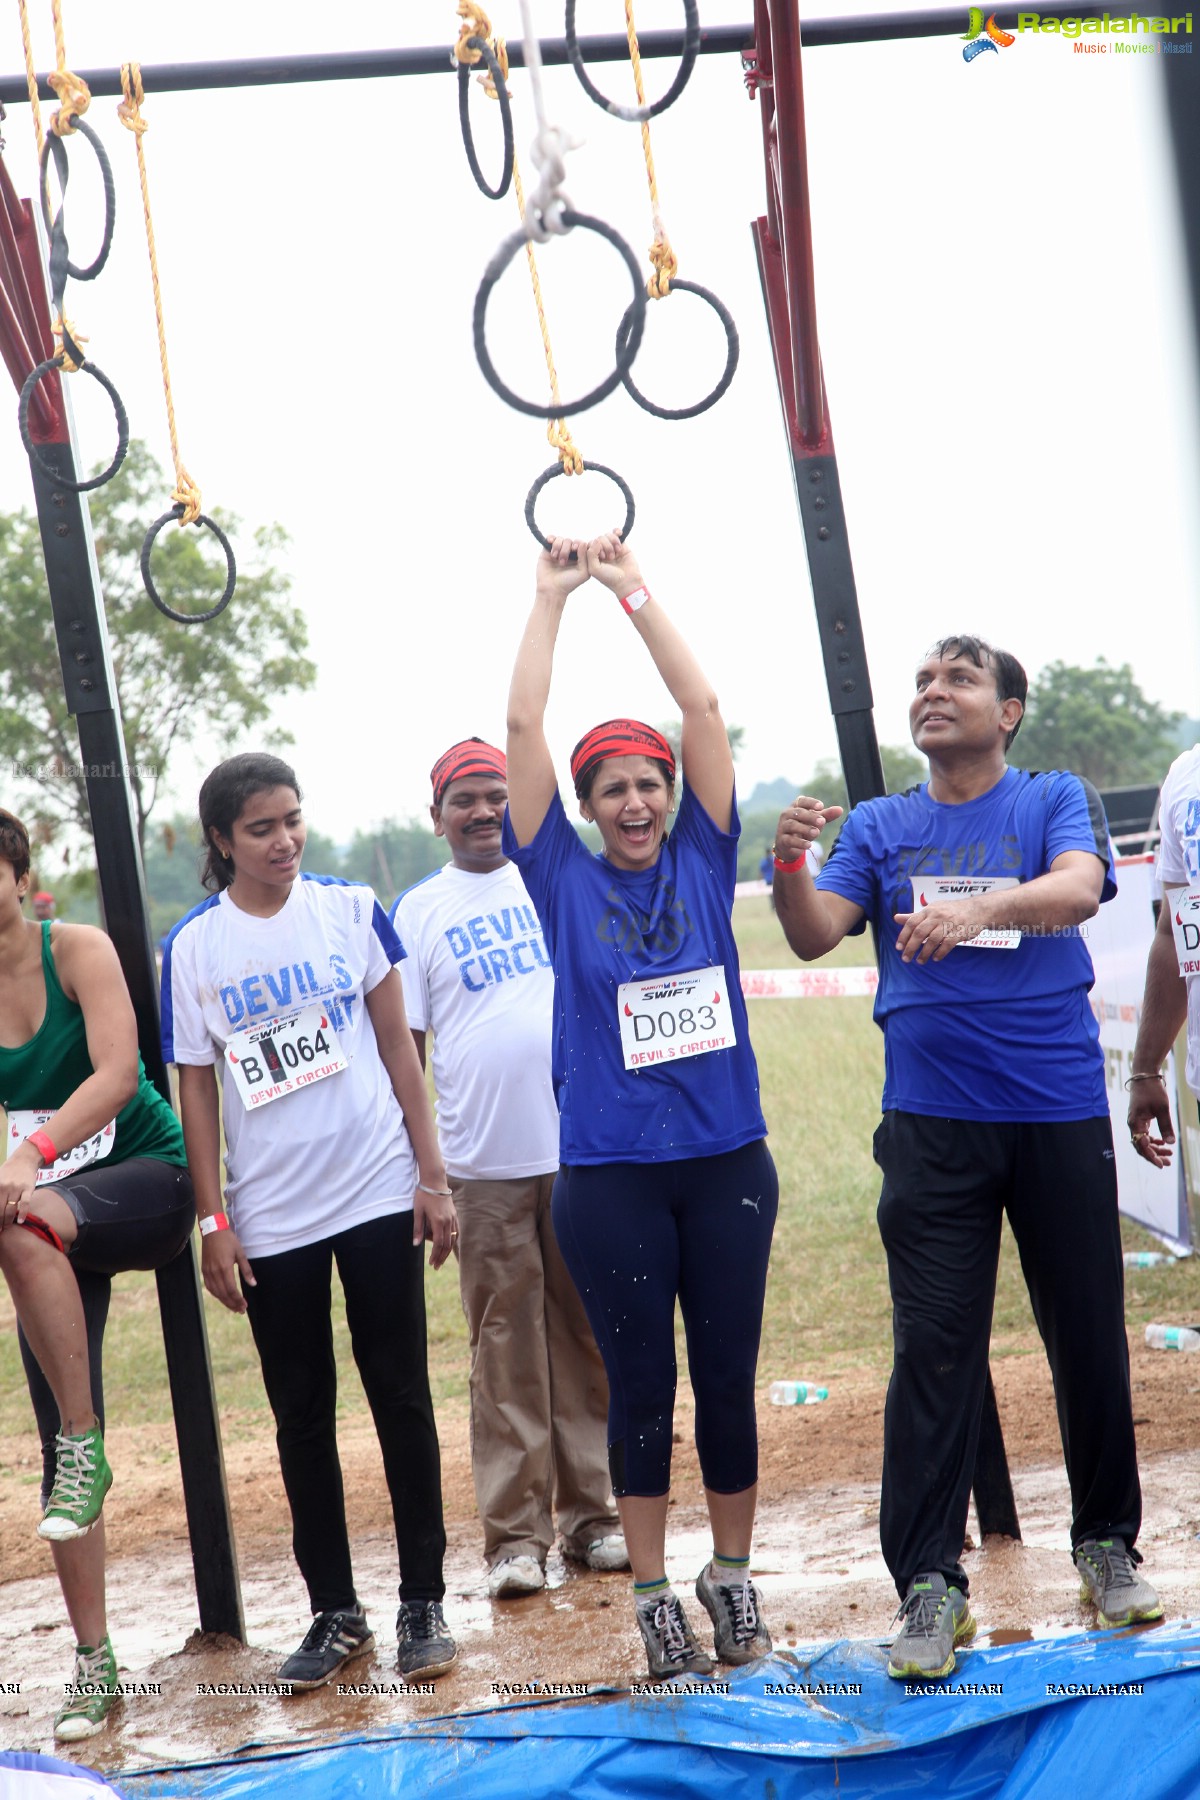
[618,585,650,615]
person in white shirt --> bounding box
[1129,744,1200,1163]
[393,738,625,1598]
[162,752,458,1690]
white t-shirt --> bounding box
[392,861,558,1180]
[1157,744,1200,1093]
[162,875,416,1258]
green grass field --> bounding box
[1,895,1196,1442]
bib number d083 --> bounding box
[617,964,737,1071]
[1168,886,1200,977]
[224,1004,347,1111]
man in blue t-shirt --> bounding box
[771,635,1161,1680]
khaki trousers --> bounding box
[453,1171,619,1566]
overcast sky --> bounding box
[1,1,1196,845]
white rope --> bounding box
[517,0,575,241]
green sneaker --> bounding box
[37,1425,113,1541]
[887,1572,976,1680]
[54,1637,120,1742]
[1075,1537,1163,1628]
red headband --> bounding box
[430,738,507,806]
[570,720,676,795]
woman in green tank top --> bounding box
[0,810,194,1744]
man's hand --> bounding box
[1128,1074,1175,1167]
[893,897,990,964]
[585,530,643,598]
[773,797,844,865]
[536,536,591,602]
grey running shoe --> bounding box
[887,1573,976,1680]
[634,1591,715,1679]
[396,1601,458,1678]
[277,1604,374,1690]
[1075,1537,1163,1628]
[695,1563,773,1664]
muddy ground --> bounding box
[2,1336,1199,1774]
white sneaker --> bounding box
[581,1534,630,1572]
[488,1555,545,1598]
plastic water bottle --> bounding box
[1124,1252,1178,1269]
[1145,1324,1200,1352]
[768,1380,829,1406]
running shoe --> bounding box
[37,1425,112,1542]
[488,1555,545,1597]
[887,1573,976,1680]
[396,1601,458,1678]
[276,1604,374,1690]
[1075,1537,1163,1628]
[564,1535,631,1572]
[695,1562,773,1664]
[634,1591,715,1679]
[54,1637,119,1741]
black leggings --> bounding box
[18,1158,195,1505]
[242,1211,446,1615]
[552,1140,778,1497]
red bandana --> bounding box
[569,719,676,795]
[430,738,507,806]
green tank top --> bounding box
[0,921,186,1168]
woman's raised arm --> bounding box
[506,538,591,846]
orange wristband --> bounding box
[773,850,807,874]
[198,1211,230,1236]
[26,1128,58,1166]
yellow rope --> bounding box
[118,62,202,526]
[16,0,44,158]
[512,140,583,476]
[625,0,676,298]
[456,4,583,476]
[47,0,89,135]
[51,311,84,371]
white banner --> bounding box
[1088,855,1191,1252]
[741,966,878,1000]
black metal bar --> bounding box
[0,9,1109,105]
[25,431,245,1642]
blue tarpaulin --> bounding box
[113,1627,1200,1800]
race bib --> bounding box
[8,1108,116,1186]
[911,876,1021,950]
[1167,886,1200,977]
[224,1004,347,1111]
[617,965,737,1071]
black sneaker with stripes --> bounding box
[276,1603,375,1690]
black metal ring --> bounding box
[39,116,117,283]
[17,355,129,492]
[140,504,237,624]
[615,279,740,421]
[565,0,700,121]
[474,211,647,419]
[525,461,635,555]
[458,38,514,200]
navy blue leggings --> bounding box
[552,1140,778,1497]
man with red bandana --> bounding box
[392,739,624,1599]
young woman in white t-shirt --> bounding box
[162,752,458,1691]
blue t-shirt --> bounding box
[503,786,767,1165]
[814,767,1114,1122]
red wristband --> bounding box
[25,1128,58,1166]
[773,850,807,874]
[198,1211,230,1237]
[618,585,651,615]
